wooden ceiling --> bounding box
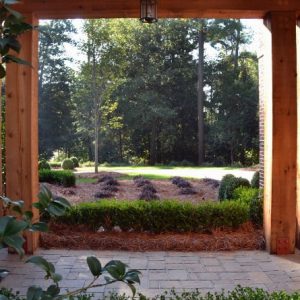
[14,0,300,19]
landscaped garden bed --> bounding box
[41,222,264,251]
[43,171,219,204]
[38,170,263,252]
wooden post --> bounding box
[264,12,297,254]
[297,20,300,249]
[6,14,39,254]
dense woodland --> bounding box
[39,19,259,167]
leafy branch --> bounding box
[0,185,141,300]
[0,0,34,78]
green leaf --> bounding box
[87,256,102,277]
[124,269,141,284]
[47,202,66,217]
[127,283,136,297]
[3,0,21,5]
[46,285,60,297]
[0,216,12,236]
[104,260,126,280]
[6,37,21,53]
[3,235,25,257]
[30,222,48,232]
[5,219,27,236]
[26,286,43,300]
[2,54,31,66]
[53,197,71,209]
[26,256,55,274]
[5,5,23,20]
[23,211,34,222]
[51,273,62,283]
[0,269,9,279]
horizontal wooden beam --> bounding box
[14,0,300,19]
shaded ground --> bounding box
[45,172,219,204]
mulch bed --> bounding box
[40,223,265,252]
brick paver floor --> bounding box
[1,249,300,298]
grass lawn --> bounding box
[75,165,256,181]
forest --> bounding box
[39,19,259,167]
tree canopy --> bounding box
[38,18,259,166]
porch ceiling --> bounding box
[15,0,300,19]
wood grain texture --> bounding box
[6,14,39,253]
[297,21,300,249]
[263,12,297,254]
[13,0,300,19]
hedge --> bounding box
[49,161,61,168]
[2,286,300,300]
[56,199,249,233]
[110,286,300,300]
[39,169,76,187]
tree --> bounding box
[39,20,76,159]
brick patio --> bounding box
[0,249,300,298]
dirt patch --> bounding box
[44,173,219,205]
[40,223,264,251]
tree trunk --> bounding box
[94,113,99,173]
[119,130,123,162]
[234,24,241,73]
[197,20,205,165]
[150,123,158,165]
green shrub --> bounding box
[250,191,264,228]
[39,169,76,187]
[62,158,74,170]
[251,171,260,188]
[38,160,51,170]
[218,174,250,200]
[71,156,79,168]
[57,199,249,233]
[232,186,259,205]
[49,161,62,168]
[110,286,300,300]
[3,286,300,300]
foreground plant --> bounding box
[0,0,35,78]
[0,185,141,299]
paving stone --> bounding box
[167,270,189,280]
[1,249,300,296]
[200,258,220,266]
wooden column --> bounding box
[6,14,39,253]
[297,20,300,249]
[264,12,297,254]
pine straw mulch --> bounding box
[40,223,265,252]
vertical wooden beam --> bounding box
[297,20,300,249]
[264,12,297,254]
[6,14,39,254]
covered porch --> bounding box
[4,0,300,255]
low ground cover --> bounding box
[3,285,300,300]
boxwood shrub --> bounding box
[232,186,259,205]
[219,174,250,200]
[39,169,76,187]
[38,160,51,170]
[57,199,249,233]
[61,158,74,170]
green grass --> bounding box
[76,165,255,181]
[76,177,98,184]
[119,173,171,180]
